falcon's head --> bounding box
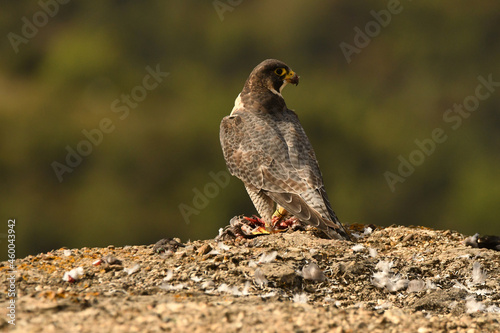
[243,59,299,97]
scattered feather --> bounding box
[248,252,277,267]
[324,297,342,307]
[471,262,487,285]
[371,272,388,288]
[375,260,393,272]
[374,301,393,310]
[102,255,122,265]
[302,262,326,282]
[201,280,215,290]
[466,296,485,313]
[258,251,278,263]
[217,281,251,296]
[407,279,426,293]
[191,275,202,282]
[353,302,365,308]
[351,244,365,252]
[464,233,479,248]
[371,261,408,292]
[217,283,230,293]
[425,280,437,290]
[391,279,410,292]
[368,248,378,258]
[218,242,230,251]
[124,264,140,275]
[163,269,173,281]
[363,227,373,235]
[260,291,276,298]
[248,260,258,268]
[241,281,250,295]
[160,283,185,291]
[473,289,491,296]
[254,268,268,287]
[292,293,308,304]
[465,296,500,313]
[453,281,468,291]
[486,305,500,313]
[453,281,491,295]
[63,249,72,257]
[62,267,84,282]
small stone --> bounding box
[198,244,212,256]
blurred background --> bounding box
[1,1,499,259]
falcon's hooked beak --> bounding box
[285,70,299,85]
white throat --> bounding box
[230,93,243,115]
[270,80,287,98]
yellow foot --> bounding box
[250,226,271,235]
[241,213,296,235]
[272,206,288,221]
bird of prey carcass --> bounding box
[219,59,350,240]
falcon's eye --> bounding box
[274,68,286,76]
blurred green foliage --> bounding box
[1,1,499,258]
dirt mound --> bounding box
[1,225,499,332]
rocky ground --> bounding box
[1,224,499,332]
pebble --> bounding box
[4,226,499,332]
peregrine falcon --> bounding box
[220,59,350,240]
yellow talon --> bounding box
[251,227,271,235]
[272,206,288,220]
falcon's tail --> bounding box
[266,192,351,241]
